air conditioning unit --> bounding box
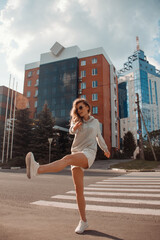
[79,77,82,82]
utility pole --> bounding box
[135,93,145,160]
[140,109,157,161]
[2,75,11,163]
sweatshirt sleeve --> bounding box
[96,120,109,152]
[69,121,78,135]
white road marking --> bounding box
[101,181,160,183]
[31,200,160,216]
[51,194,160,205]
[67,190,160,198]
[84,187,160,192]
[89,184,160,188]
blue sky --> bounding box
[0,0,160,93]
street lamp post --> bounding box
[48,138,53,163]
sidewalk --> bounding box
[89,159,132,171]
[90,159,160,172]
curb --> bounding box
[110,168,126,172]
[110,168,160,172]
[11,167,21,170]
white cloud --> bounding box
[0,0,160,92]
[148,57,160,71]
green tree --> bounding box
[123,131,136,158]
[31,103,55,163]
[56,130,73,157]
[12,108,33,164]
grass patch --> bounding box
[110,159,160,170]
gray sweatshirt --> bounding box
[69,116,108,154]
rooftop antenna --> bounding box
[136,36,140,51]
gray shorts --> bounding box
[71,149,96,171]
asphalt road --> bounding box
[0,167,160,240]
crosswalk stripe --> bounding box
[67,190,160,198]
[84,187,160,192]
[97,180,160,183]
[108,177,160,180]
[31,200,160,216]
[102,179,160,184]
[89,184,160,188]
[51,195,160,205]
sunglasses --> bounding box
[77,105,84,111]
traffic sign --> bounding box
[137,129,142,135]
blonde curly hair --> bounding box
[70,98,91,124]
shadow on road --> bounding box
[83,230,124,239]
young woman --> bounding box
[25,98,110,234]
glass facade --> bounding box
[140,70,149,104]
[154,81,158,105]
[118,82,129,118]
[149,79,153,104]
[37,57,78,127]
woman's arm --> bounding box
[69,121,82,135]
[96,120,110,158]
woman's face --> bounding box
[76,102,89,118]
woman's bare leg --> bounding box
[72,167,86,222]
[37,153,88,174]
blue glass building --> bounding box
[37,58,78,127]
[118,47,160,141]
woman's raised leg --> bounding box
[38,153,88,174]
[25,152,88,177]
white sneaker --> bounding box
[25,152,39,179]
[75,220,88,234]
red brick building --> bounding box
[0,85,28,122]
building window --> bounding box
[81,95,86,99]
[81,60,86,66]
[81,82,86,89]
[81,70,86,77]
[34,101,37,108]
[37,69,39,75]
[92,106,98,114]
[34,89,38,97]
[92,93,98,101]
[35,79,39,86]
[27,71,32,77]
[92,68,97,75]
[92,58,97,64]
[92,80,98,88]
[27,91,31,98]
[27,80,32,87]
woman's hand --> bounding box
[73,121,82,131]
[104,151,110,158]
